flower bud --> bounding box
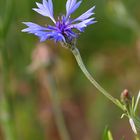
[121,89,132,104]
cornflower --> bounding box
[22,0,96,46]
[21,0,124,129]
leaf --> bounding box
[107,130,113,140]
[134,91,140,112]
[102,126,126,140]
[129,118,137,134]
[132,97,135,110]
[102,126,114,140]
[3,0,13,38]
[115,99,126,111]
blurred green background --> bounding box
[0,0,140,140]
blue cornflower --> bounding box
[22,0,96,46]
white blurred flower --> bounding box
[129,118,137,134]
[27,43,53,72]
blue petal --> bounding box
[69,18,96,31]
[22,22,51,41]
[22,22,66,42]
[73,6,95,22]
[33,0,56,23]
[66,0,82,18]
[43,0,53,15]
[35,31,65,42]
[64,30,77,38]
[35,31,51,42]
[22,22,50,33]
[48,0,53,14]
[52,32,66,42]
[66,0,76,13]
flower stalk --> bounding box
[42,72,70,140]
[71,47,125,111]
[0,41,17,140]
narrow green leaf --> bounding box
[102,126,109,140]
[134,91,140,112]
[107,130,113,140]
[132,97,135,110]
[102,126,114,140]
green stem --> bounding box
[71,47,124,110]
[0,94,16,140]
[46,74,71,140]
[0,40,16,140]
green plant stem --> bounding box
[0,94,16,140]
[71,47,124,110]
[45,74,70,140]
[0,40,16,140]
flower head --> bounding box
[22,0,96,46]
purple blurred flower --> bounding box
[22,0,96,45]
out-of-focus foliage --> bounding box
[0,0,140,140]
[102,127,114,140]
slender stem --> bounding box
[0,41,16,140]
[44,73,70,140]
[71,47,124,110]
[134,91,140,112]
[0,94,16,140]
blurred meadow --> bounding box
[0,0,140,140]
